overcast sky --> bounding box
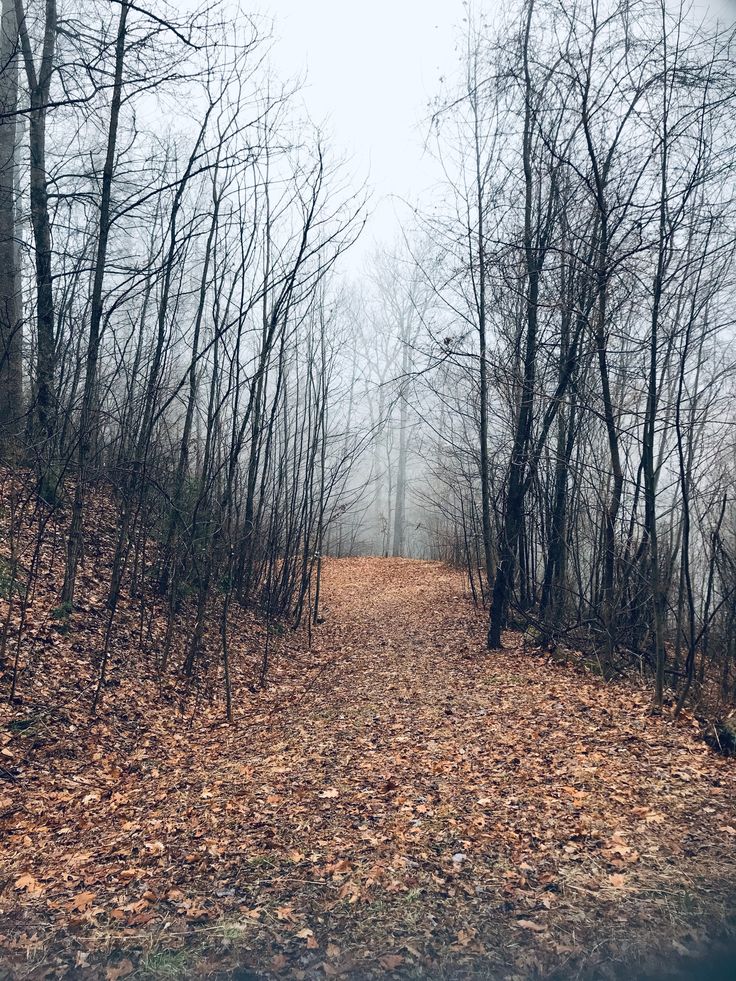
[261,0,734,263]
[264,0,467,258]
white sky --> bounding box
[260,0,734,263]
[263,0,467,258]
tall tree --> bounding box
[15,0,56,462]
[0,0,22,453]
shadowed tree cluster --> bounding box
[0,0,365,713]
[359,0,736,713]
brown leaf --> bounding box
[105,959,134,980]
[14,874,42,895]
[516,919,547,932]
[66,890,95,911]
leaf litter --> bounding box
[1,556,735,978]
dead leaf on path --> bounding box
[14,874,42,895]
[644,812,665,824]
[105,959,134,980]
[66,891,95,911]
[338,881,361,903]
[275,905,297,922]
[296,926,317,949]
[379,954,404,970]
[516,919,547,932]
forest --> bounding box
[1,0,736,978]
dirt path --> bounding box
[2,558,736,979]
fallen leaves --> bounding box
[295,927,319,949]
[105,960,133,980]
[1,557,735,980]
[66,890,96,911]
[274,905,298,922]
[13,874,42,895]
[516,919,548,932]
[601,832,641,869]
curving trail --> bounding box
[2,558,736,979]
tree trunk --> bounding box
[0,0,22,454]
[392,328,409,557]
[488,0,538,648]
[16,0,57,461]
[62,0,129,606]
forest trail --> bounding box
[3,558,736,979]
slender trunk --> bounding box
[647,11,670,709]
[474,92,494,594]
[488,0,538,648]
[62,0,129,606]
[392,329,409,557]
[0,0,22,453]
[16,0,56,462]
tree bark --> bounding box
[0,0,22,454]
[62,0,129,606]
[15,0,56,459]
[488,0,538,648]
